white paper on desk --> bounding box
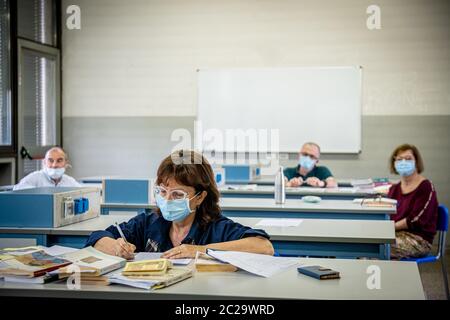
[43,245,79,257]
[325,187,357,193]
[240,184,258,191]
[256,218,303,227]
[134,252,192,265]
[226,184,258,191]
[296,187,325,193]
[207,250,300,278]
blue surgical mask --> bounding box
[44,167,65,180]
[155,193,198,222]
[299,155,316,171]
[395,160,416,177]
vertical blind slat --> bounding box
[0,0,11,146]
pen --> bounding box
[115,222,129,245]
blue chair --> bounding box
[402,205,449,299]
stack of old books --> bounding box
[0,247,72,284]
[353,197,397,207]
[194,251,237,272]
[56,246,126,286]
[109,258,193,290]
[350,178,375,191]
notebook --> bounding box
[59,246,126,276]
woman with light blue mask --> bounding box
[87,150,274,259]
[387,144,438,259]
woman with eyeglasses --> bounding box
[387,144,438,259]
[86,150,274,259]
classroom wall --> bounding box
[62,0,450,208]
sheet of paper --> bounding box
[294,187,325,193]
[43,245,79,257]
[240,184,258,191]
[255,218,303,227]
[134,252,162,261]
[325,187,357,193]
[134,252,192,265]
[207,250,300,278]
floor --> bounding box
[418,245,449,300]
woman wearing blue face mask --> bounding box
[387,144,438,259]
[87,150,274,259]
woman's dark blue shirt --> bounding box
[85,210,270,252]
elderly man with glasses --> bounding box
[284,142,337,188]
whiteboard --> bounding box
[197,67,362,153]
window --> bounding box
[17,0,56,47]
[0,0,12,147]
[18,40,60,177]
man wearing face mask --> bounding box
[283,142,337,188]
[13,147,81,190]
[387,144,438,259]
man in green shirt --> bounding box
[284,142,337,188]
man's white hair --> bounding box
[45,147,68,161]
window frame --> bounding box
[16,38,61,179]
[0,0,14,155]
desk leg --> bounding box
[380,244,390,260]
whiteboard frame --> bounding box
[196,66,363,154]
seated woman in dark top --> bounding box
[387,144,438,259]
[86,150,274,259]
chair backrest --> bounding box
[437,205,449,232]
[437,205,448,258]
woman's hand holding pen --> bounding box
[94,237,136,259]
[162,244,206,259]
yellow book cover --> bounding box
[122,259,172,276]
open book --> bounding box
[58,246,126,276]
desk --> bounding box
[249,177,354,187]
[100,198,395,221]
[0,215,394,259]
[219,198,395,221]
[232,217,394,259]
[220,185,376,200]
[0,257,424,299]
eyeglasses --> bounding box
[154,185,194,200]
[394,156,414,161]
